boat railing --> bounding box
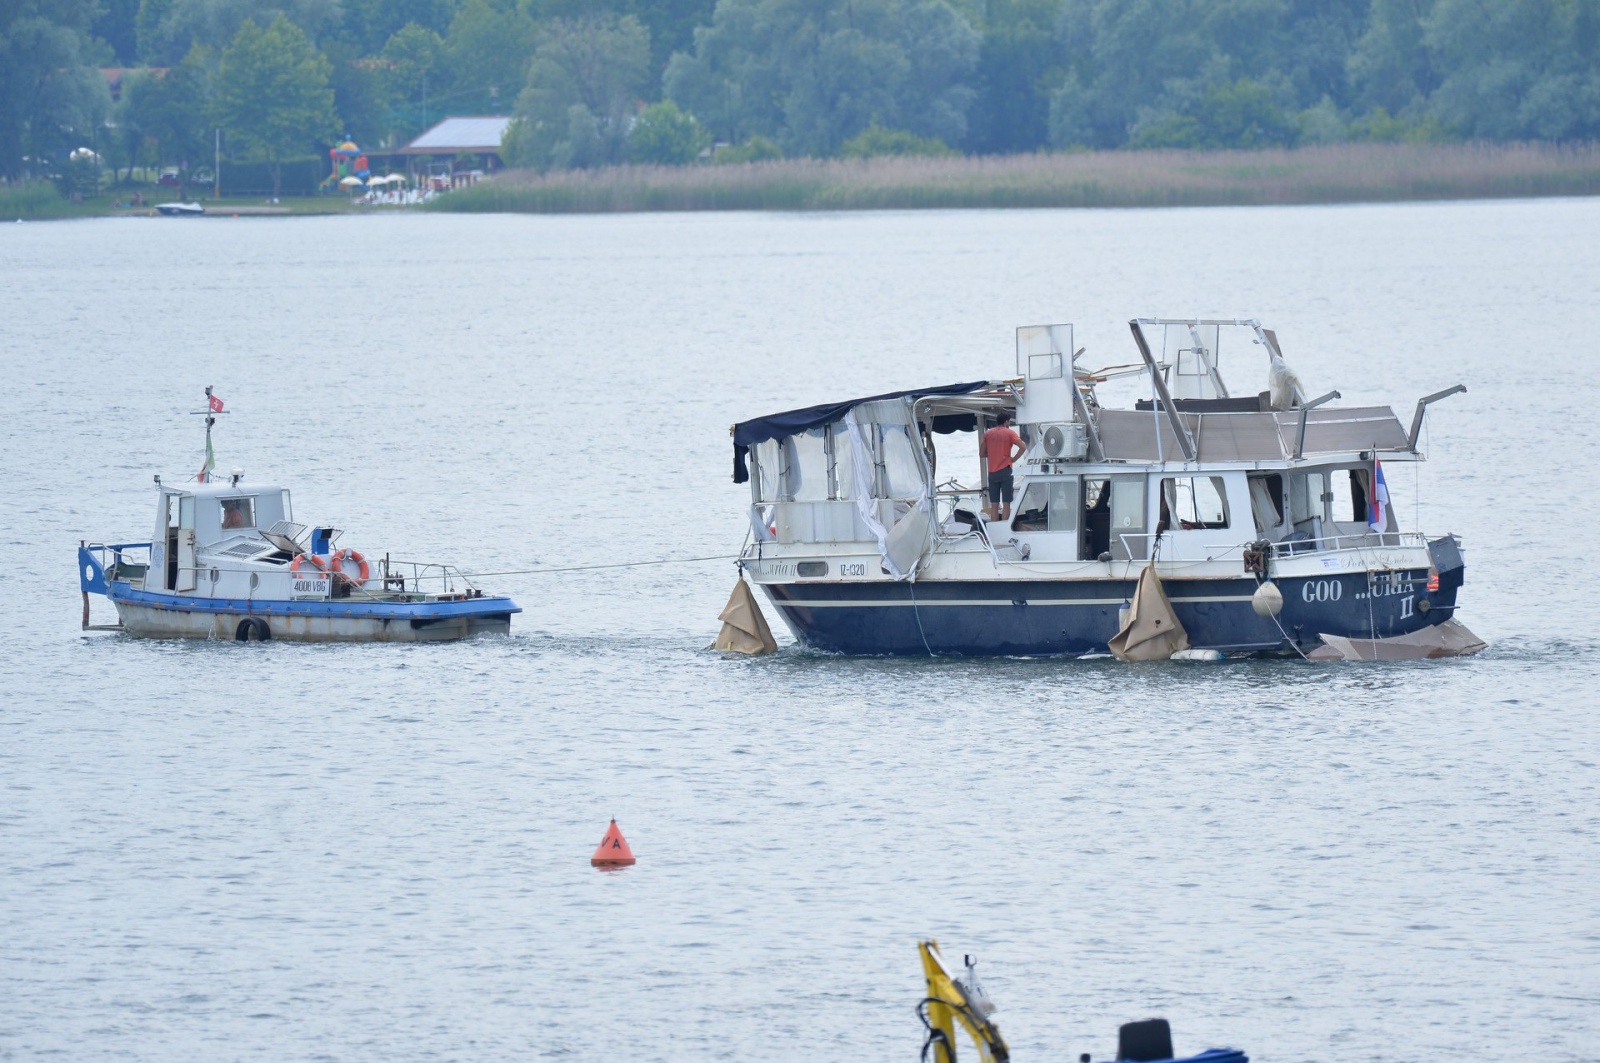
[79,541,152,594]
[1264,530,1428,559]
[359,557,479,597]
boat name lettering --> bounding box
[1302,579,1344,603]
[764,562,795,576]
[840,562,868,577]
[1369,572,1413,598]
[292,577,330,598]
[1399,595,1414,619]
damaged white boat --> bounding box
[729,318,1484,660]
[78,390,519,642]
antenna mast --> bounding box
[194,386,227,482]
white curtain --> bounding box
[844,400,930,578]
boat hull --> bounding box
[106,583,517,643]
[758,562,1463,657]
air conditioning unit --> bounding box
[1036,422,1087,460]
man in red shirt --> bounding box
[981,410,1025,522]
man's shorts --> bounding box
[988,467,1014,504]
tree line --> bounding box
[5,0,1600,188]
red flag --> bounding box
[209,393,225,413]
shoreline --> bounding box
[430,141,1600,214]
[11,142,1600,220]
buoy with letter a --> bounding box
[591,818,636,867]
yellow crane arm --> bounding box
[918,940,1010,1063]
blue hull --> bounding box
[762,550,1463,657]
[104,582,520,642]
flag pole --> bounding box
[196,385,226,482]
[203,386,214,483]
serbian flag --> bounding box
[209,392,225,413]
[1369,457,1390,531]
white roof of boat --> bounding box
[164,481,284,496]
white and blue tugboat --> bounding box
[730,319,1483,659]
[78,389,519,642]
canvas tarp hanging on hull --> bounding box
[713,578,777,654]
[1108,562,1190,661]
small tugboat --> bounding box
[729,318,1482,659]
[78,389,519,642]
[917,939,1247,1063]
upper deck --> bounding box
[731,318,1466,576]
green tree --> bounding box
[323,37,393,147]
[443,0,537,114]
[627,99,709,163]
[0,1,111,180]
[1348,0,1438,115]
[341,0,458,55]
[1423,0,1600,140]
[213,15,338,195]
[838,124,955,157]
[504,15,650,170]
[105,71,156,181]
[663,0,979,157]
[141,47,214,168]
[137,0,343,65]
[713,134,782,162]
[381,23,446,139]
[967,0,1068,154]
[93,0,142,65]
[1131,75,1299,148]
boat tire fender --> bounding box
[331,549,370,583]
[235,617,271,642]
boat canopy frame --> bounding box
[730,381,997,483]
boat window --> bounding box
[880,424,924,499]
[1327,468,1370,524]
[1013,483,1050,530]
[1160,476,1229,530]
[784,429,830,502]
[1048,480,1080,533]
[1017,478,1083,533]
[220,497,255,530]
[829,424,856,499]
[752,440,781,502]
[1110,478,1145,531]
[1084,479,1112,557]
[1289,471,1325,526]
[1248,474,1284,534]
[179,494,195,529]
[280,489,292,522]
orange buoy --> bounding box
[590,819,636,867]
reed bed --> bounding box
[434,141,1600,214]
[0,183,85,219]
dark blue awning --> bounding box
[731,381,997,482]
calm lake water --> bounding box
[2,201,1598,1061]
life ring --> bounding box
[329,548,370,583]
[290,553,327,575]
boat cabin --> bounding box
[734,319,1451,580]
[148,478,321,594]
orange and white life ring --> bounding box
[329,548,370,584]
[290,553,327,576]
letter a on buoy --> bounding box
[590,819,636,867]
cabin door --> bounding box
[174,495,197,592]
[1109,474,1148,561]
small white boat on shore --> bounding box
[78,389,519,642]
[155,201,204,216]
